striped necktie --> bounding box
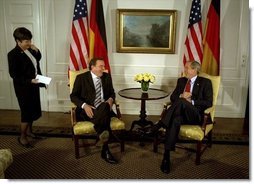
[94,77,102,108]
[185,79,191,92]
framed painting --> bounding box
[116,9,177,54]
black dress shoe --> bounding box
[101,149,118,164]
[160,158,170,174]
[17,137,34,148]
[145,121,163,136]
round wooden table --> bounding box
[118,88,169,131]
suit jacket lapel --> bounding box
[192,76,200,96]
[101,73,107,91]
[181,77,188,93]
[87,72,96,93]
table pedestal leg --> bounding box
[129,97,154,146]
[129,98,153,131]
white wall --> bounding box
[0,0,249,118]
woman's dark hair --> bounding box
[13,27,32,42]
[89,58,104,70]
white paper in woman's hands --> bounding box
[35,75,52,85]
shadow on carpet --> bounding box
[0,125,249,145]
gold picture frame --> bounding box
[116,9,177,54]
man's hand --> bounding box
[180,92,192,102]
[83,104,95,118]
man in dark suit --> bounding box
[146,60,213,173]
[70,58,118,164]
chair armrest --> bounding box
[71,107,77,127]
[163,101,172,107]
[114,100,122,119]
[160,101,172,119]
[201,107,214,131]
[204,106,215,114]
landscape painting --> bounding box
[116,9,177,54]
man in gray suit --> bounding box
[70,58,118,164]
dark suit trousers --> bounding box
[76,102,114,134]
[161,98,201,151]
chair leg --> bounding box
[120,130,126,152]
[153,134,159,153]
[195,141,202,165]
[120,140,125,152]
[207,131,213,148]
[74,136,80,159]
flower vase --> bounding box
[141,81,149,92]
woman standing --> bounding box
[8,27,45,148]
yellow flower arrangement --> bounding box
[134,73,155,91]
[134,73,155,83]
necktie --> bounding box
[94,77,102,108]
[185,79,191,92]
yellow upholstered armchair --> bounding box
[69,69,126,159]
[0,149,13,178]
[153,72,221,165]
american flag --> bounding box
[69,0,89,71]
[183,0,203,65]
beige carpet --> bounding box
[1,135,249,179]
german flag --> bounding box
[89,0,110,72]
[201,0,220,75]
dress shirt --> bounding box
[81,72,104,109]
[189,75,197,105]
